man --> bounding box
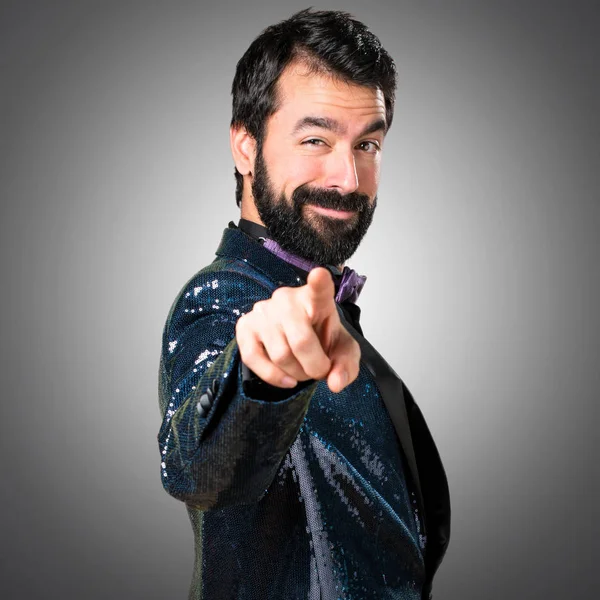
[158,9,450,599]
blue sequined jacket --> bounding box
[158,225,450,599]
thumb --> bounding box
[326,331,361,393]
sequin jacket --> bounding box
[158,226,450,600]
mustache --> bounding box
[291,185,370,213]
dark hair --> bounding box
[230,8,397,207]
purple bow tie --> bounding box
[336,265,367,304]
[262,238,367,304]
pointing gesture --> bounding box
[235,267,361,393]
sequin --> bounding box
[157,226,443,600]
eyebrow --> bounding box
[292,116,387,137]
[360,118,387,137]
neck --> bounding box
[240,197,266,227]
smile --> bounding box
[307,205,357,219]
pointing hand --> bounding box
[235,267,361,393]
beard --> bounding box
[251,148,377,266]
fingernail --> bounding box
[282,376,297,388]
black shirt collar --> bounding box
[237,218,270,242]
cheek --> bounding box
[357,159,381,194]
[275,156,323,196]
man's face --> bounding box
[251,62,387,267]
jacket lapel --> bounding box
[338,306,451,589]
[337,308,426,524]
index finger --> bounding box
[303,267,335,321]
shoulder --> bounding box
[162,257,276,338]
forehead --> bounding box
[270,62,386,131]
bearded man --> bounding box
[158,9,450,600]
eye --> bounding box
[357,140,381,153]
[302,138,326,146]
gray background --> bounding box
[1,0,598,598]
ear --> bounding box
[230,125,257,176]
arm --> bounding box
[157,265,316,510]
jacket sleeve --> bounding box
[157,265,316,510]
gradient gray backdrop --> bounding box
[1,1,598,598]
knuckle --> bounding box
[236,314,257,342]
[252,299,267,316]
[269,344,293,365]
[271,286,291,302]
[235,313,247,333]
[287,331,313,354]
[237,337,255,361]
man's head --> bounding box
[230,9,396,266]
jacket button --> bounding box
[211,379,219,396]
[199,392,212,412]
[196,402,206,417]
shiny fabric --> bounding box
[158,226,432,599]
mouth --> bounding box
[307,205,357,220]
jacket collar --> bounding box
[215,224,306,290]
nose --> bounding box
[323,148,359,195]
